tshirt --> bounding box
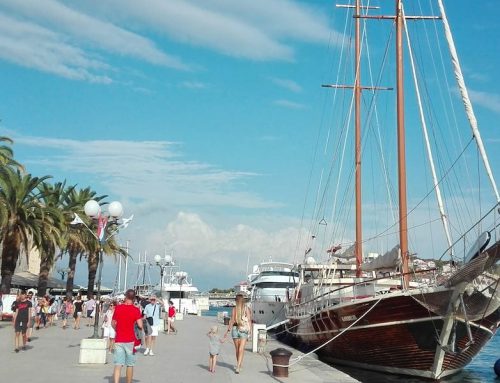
[168,306,176,318]
[112,304,142,343]
[15,300,32,324]
[74,300,83,313]
[86,299,96,311]
[144,303,161,326]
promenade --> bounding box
[0,314,359,383]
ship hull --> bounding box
[286,289,500,379]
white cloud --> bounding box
[0,14,111,83]
[143,211,304,288]
[273,99,307,109]
[181,81,208,89]
[0,0,189,71]
[11,133,281,210]
[270,77,302,93]
[78,0,339,61]
[469,89,500,114]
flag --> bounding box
[97,214,108,243]
[118,214,134,230]
[70,213,85,225]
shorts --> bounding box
[87,310,94,317]
[60,312,68,320]
[168,317,175,323]
[114,342,136,366]
[15,320,28,333]
[231,326,249,339]
[150,325,159,337]
[74,311,82,319]
[103,326,116,339]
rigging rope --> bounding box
[273,297,383,367]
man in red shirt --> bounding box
[112,289,143,383]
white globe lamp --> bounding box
[164,255,172,264]
[108,201,123,218]
[154,254,162,264]
[84,200,101,218]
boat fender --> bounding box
[494,359,500,376]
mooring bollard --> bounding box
[223,316,230,325]
[270,348,293,378]
[494,359,500,376]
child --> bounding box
[207,325,224,373]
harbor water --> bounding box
[204,306,500,382]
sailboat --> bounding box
[285,0,500,380]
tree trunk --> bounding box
[0,230,21,294]
[87,250,98,299]
[37,244,54,297]
[66,245,78,299]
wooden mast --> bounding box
[396,0,410,287]
[354,0,362,277]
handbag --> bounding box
[147,304,157,326]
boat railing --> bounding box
[439,202,499,263]
[286,269,435,318]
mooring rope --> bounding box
[270,297,383,368]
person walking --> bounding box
[207,325,224,373]
[13,290,32,353]
[143,295,162,356]
[60,297,73,329]
[223,293,252,374]
[86,295,96,326]
[73,295,83,329]
[166,300,177,334]
[102,301,116,352]
[112,289,143,383]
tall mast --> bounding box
[396,0,410,287]
[354,0,362,277]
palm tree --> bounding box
[36,181,70,296]
[0,136,25,171]
[86,230,126,298]
[0,167,52,294]
[62,187,106,298]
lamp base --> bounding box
[79,338,107,364]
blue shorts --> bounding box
[231,327,249,339]
[113,342,136,366]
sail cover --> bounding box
[361,245,400,271]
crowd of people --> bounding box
[6,289,253,381]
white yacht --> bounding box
[154,266,201,315]
[248,261,298,327]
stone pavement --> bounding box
[0,315,359,383]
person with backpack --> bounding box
[143,295,162,356]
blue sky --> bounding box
[0,1,499,291]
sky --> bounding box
[0,1,499,292]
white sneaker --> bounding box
[144,348,149,355]
[149,350,155,356]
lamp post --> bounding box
[153,254,174,301]
[57,267,71,281]
[80,199,131,339]
[175,271,187,315]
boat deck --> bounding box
[0,314,359,383]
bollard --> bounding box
[494,359,500,376]
[223,316,230,325]
[270,348,293,378]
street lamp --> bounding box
[75,199,132,338]
[57,267,71,281]
[175,271,187,315]
[153,254,174,301]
